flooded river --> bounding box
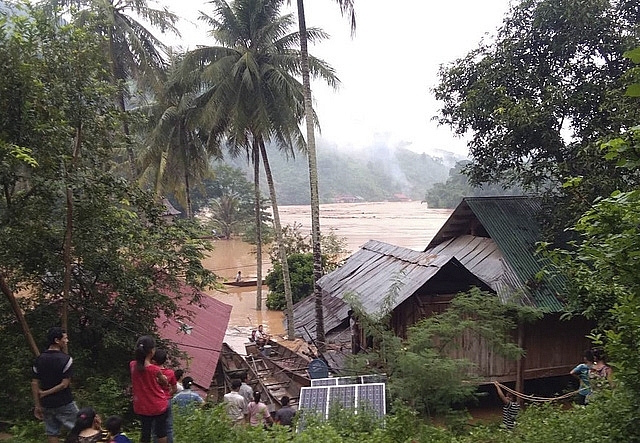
[202,201,452,351]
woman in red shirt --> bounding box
[130,336,169,443]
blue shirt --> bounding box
[572,363,591,396]
[172,389,204,409]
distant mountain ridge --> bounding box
[225,144,465,205]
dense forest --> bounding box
[220,143,460,205]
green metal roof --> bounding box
[427,196,567,312]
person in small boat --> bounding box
[255,325,270,348]
[64,407,109,443]
[235,271,242,282]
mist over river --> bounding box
[201,201,452,351]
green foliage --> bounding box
[0,3,215,425]
[265,253,316,310]
[550,190,640,408]
[425,161,525,209]
[268,222,348,271]
[265,223,348,310]
[435,0,640,232]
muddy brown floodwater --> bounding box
[201,201,452,352]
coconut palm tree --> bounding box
[50,0,179,178]
[139,56,217,218]
[182,0,337,335]
[295,0,355,351]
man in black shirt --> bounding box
[32,327,79,443]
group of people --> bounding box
[31,328,203,443]
[223,376,295,428]
[570,348,613,405]
[129,335,204,443]
[489,347,614,432]
[31,327,134,443]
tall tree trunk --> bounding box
[296,0,325,351]
[184,128,193,219]
[108,30,137,180]
[0,273,39,357]
[116,92,137,180]
[62,125,82,331]
[253,142,263,310]
[259,140,295,339]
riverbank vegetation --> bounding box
[3,0,640,441]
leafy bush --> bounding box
[266,253,316,310]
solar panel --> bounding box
[299,383,386,419]
[310,378,338,387]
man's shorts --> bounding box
[43,401,79,436]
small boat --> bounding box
[245,340,312,387]
[245,352,309,409]
[211,343,277,412]
[222,278,265,287]
[212,343,308,411]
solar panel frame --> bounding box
[299,383,386,419]
[310,374,387,386]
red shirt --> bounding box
[129,361,168,416]
[160,368,177,401]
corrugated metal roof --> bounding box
[157,283,232,391]
[293,240,486,338]
[426,235,535,307]
[427,196,566,312]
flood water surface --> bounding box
[202,201,452,352]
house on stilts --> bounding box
[292,196,592,391]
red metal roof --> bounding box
[156,286,231,393]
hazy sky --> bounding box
[160,0,513,156]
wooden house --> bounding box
[292,196,591,391]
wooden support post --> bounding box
[515,321,525,404]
